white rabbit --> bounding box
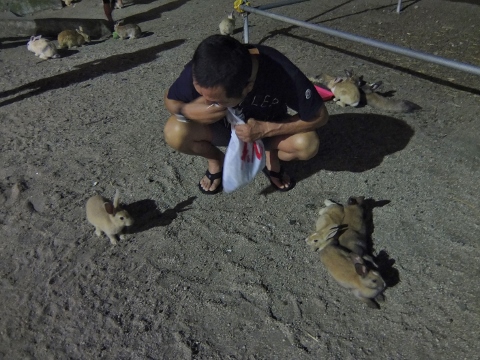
[114,21,142,40]
[219,11,236,36]
[86,190,134,245]
[27,35,60,60]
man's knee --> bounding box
[295,132,320,160]
[164,116,188,151]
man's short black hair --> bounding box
[192,35,252,99]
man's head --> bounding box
[192,35,253,107]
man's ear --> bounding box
[243,81,254,95]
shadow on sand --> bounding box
[0,39,185,107]
[124,196,197,234]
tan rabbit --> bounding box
[306,199,344,251]
[318,240,386,309]
[219,11,236,36]
[306,197,374,262]
[323,70,361,107]
[114,21,142,40]
[361,81,421,113]
[86,190,134,245]
[57,27,90,49]
[339,196,369,257]
[27,35,60,60]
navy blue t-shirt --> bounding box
[167,44,323,122]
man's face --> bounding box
[193,81,252,108]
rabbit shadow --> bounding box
[124,196,197,234]
[0,39,185,107]
[362,198,401,288]
[56,48,80,58]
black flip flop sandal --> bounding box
[198,169,223,195]
[262,166,296,192]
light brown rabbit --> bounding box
[318,240,386,309]
[322,70,361,107]
[360,81,421,113]
[86,190,134,245]
[306,199,344,251]
[114,21,142,40]
[57,27,90,49]
[339,196,369,257]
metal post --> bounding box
[397,0,402,13]
[243,13,249,44]
[239,4,480,76]
[258,0,310,11]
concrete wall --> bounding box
[0,0,62,16]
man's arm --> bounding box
[234,104,329,143]
[164,91,227,124]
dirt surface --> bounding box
[1,0,479,358]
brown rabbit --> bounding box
[360,81,421,113]
[321,70,361,107]
[306,199,344,251]
[306,197,369,258]
[57,27,90,49]
[339,196,369,257]
[318,240,386,309]
[86,189,134,245]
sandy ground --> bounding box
[1,0,479,358]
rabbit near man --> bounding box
[306,197,386,309]
[86,190,134,245]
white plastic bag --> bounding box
[222,107,266,193]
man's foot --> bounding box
[198,169,223,195]
[262,166,296,192]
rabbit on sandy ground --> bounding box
[114,21,142,39]
[219,11,236,36]
[314,236,386,309]
[57,27,90,49]
[320,70,361,107]
[27,36,60,60]
[360,81,421,113]
[307,197,369,259]
[86,190,134,245]
[62,0,74,6]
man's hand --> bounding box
[185,96,227,123]
[235,118,265,143]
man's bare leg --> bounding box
[164,116,224,192]
[265,131,320,189]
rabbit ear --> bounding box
[333,77,343,84]
[30,36,35,41]
[370,81,383,91]
[35,35,42,40]
[104,202,115,215]
[354,263,368,277]
[113,189,120,208]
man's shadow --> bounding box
[124,196,197,234]
[0,39,185,107]
[123,0,192,24]
[292,113,415,180]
